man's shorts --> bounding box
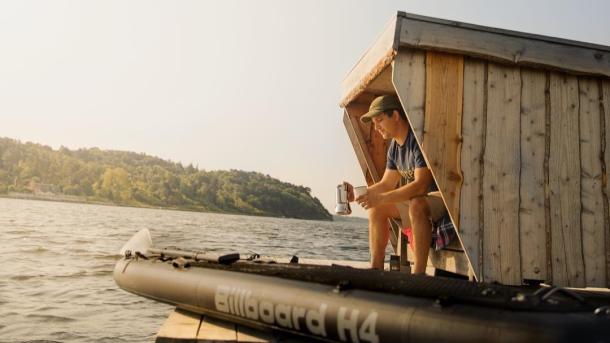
[395,191,446,227]
[395,191,456,251]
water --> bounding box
[0,198,370,343]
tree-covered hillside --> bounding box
[0,138,332,220]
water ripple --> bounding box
[0,198,369,343]
[26,314,76,323]
[10,274,46,281]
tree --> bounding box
[0,138,332,220]
[96,167,132,202]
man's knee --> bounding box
[369,203,397,221]
[369,205,387,220]
[408,197,430,220]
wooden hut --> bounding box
[341,12,610,287]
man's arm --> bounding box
[357,167,433,209]
[368,168,401,194]
[382,167,433,204]
[347,168,400,202]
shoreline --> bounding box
[0,192,340,222]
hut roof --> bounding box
[341,12,610,107]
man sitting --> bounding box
[346,95,454,274]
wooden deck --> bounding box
[156,307,312,342]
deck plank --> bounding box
[235,325,274,342]
[197,316,237,342]
[156,308,202,343]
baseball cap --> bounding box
[359,95,403,123]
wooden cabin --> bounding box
[341,12,610,287]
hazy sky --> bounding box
[1,0,609,217]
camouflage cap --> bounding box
[359,95,403,123]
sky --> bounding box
[1,0,609,218]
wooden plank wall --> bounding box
[391,50,426,143]
[389,50,610,286]
[392,50,465,234]
[393,50,472,276]
[483,64,522,285]
[579,78,606,287]
[519,70,548,282]
[346,48,609,287]
[460,59,486,280]
[456,57,610,286]
[549,73,585,287]
[423,52,464,229]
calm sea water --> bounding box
[0,198,371,343]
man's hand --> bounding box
[356,189,385,210]
[343,182,355,202]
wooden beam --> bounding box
[483,63,522,285]
[579,77,606,287]
[396,13,610,78]
[397,12,610,52]
[549,72,585,287]
[519,69,548,282]
[460,58,486,282]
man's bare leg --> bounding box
[368,204,399,269]
[409,197,432,274]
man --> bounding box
[346,95,449,274]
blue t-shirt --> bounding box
[386,129,438,192]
